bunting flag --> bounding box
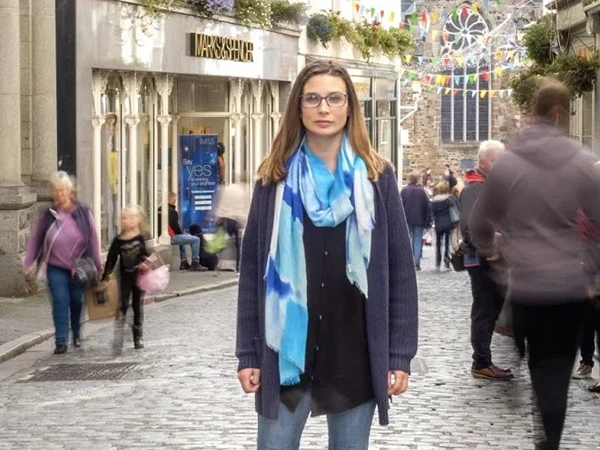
[398,64,515,90]
[416,82,514,98]
[350,0,504,24]
[400,47,525,69]
[399,70,513,99]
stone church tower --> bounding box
[399,0,544,183]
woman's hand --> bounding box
[22,267,34,280]
[387,370,409,396]
[238,368,261,393]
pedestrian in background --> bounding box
[236,60,418,450]
[215,181,250,273]
[444,165,457,190]
[431,181,453,270]
[102,205,151,350]
[401,170,431,271]
[470,79,600,450]
[459,140,512,380]
[23,171,101,355]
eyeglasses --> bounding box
[300,92,348,108]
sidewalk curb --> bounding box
[144,278,239,304]
[0,279,238,364]
[0,329,55,364]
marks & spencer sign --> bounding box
[189,33,254,63]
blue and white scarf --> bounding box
[264,133,375,385]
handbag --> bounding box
[73,257,98,287]
[137,254,170,295]
[450,246,465,271]
[449,199,460,225]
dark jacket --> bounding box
[459,169,486,255]
[158,204,183,236]
[445,173,457,190]
[470,120,600,302]
[235,164,419,426]
[401,183,431,227]
[431,194,453,233]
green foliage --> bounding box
[508,53,600,114]
[306,11,413,62]
[550,52,600,97]
[379,27,413,60]
[352,21,381,61]
[270,0,309,26]
[306,13,336,47]
[233,0,272,28]
[510,13,600,114]
[522,14,556,66]
[508,68,546,114]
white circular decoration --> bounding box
[441,4,490,54]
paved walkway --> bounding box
[0,270,238,346]
[0,248,599,449]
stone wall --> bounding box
[400,0,541,184]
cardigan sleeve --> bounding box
[384,165,419,373]
[235,180,263,371]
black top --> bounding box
[158,204,183,236]
[102,234,149,280]
[280,213,374,416]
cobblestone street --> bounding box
[1,248,600,449]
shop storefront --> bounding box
[75,0,299,249]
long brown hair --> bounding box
[258,60,386,183]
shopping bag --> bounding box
[85,275,118,321]
[137,253,170,295]
[204,226,228,255]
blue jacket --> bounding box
[401,182,431,227]
[235,164,419,426]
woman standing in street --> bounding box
[235,60,419,450]
[431,181,454,270]
[23,171,101,354]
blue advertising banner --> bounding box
[179,134,219,233]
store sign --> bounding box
[190,33,254,63]
[352,77,371,101]
[179,134,219,233]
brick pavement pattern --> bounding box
[0,248,599,449]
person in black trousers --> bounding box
[102,206,151,350]
[470,80,600,450]
[459,140,512,380]
[431,181,453,270]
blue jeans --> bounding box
[408,225,424,266]
[257,392,376,450]
[46,265,85,346]
[171,234,200,262]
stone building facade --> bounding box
[0,0,57,296]
[399,0,544,184]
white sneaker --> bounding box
[573,363,593,379]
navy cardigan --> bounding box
[235,164,419,426]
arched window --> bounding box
[439,5,491,142]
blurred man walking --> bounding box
[470,80,600,450]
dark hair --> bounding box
[217,142,225,156]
